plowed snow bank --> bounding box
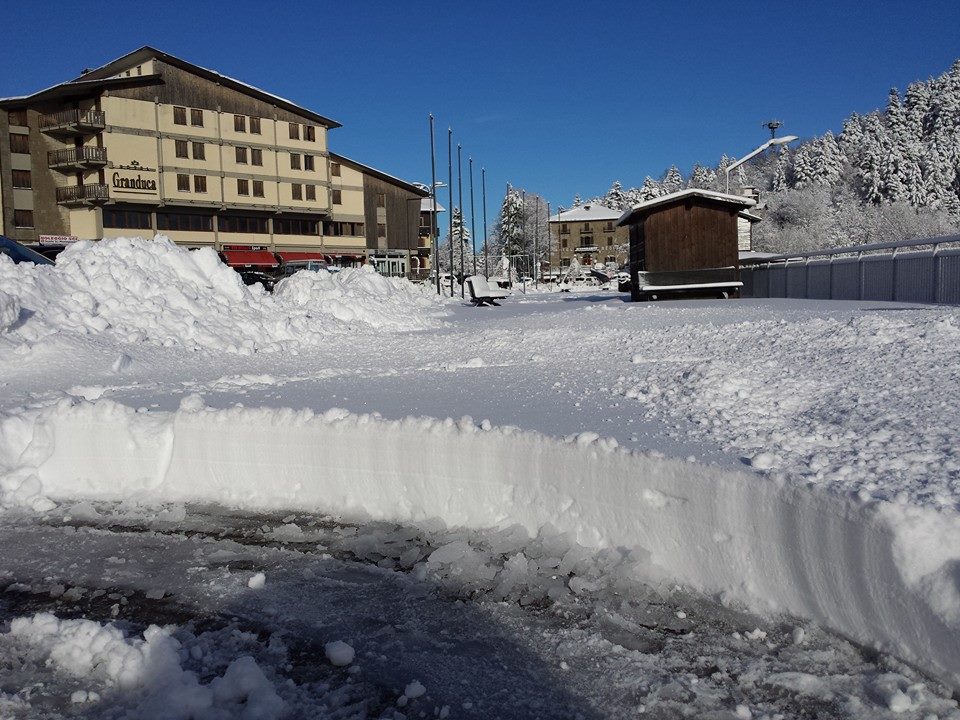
[1,397,958,689]
[0,236,448,352]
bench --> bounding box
[633,267,742,301]
[465,275,508,306]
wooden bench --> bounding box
[633,267,742,300]
[465,275,508,306]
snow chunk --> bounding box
[324,640,355,667]
[247,572,266,590]
[404,680,426,698]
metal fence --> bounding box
[741,234,960,305]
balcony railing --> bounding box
[48,146,108,170]
[56,183,109,205]
[40,109,106,136]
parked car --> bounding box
[0,236,54,265]
[282,259,330,276]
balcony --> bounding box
[575,242,599,253]
[56,184,109,206]
[40,109,106,137]
[48,146,108,172]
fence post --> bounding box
[932,243,941,304]
[891,246,899,302]
[766,262,772,298]
[858,251,864,300]
[828,255,834,300]
[804,256,811,299]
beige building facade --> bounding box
[548,203,628,269]
[0,47,426,273]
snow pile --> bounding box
[1,397,960,688]
[0,236,449,352]
[617,312,960,510]
[273,264,449,331]
[6,612,284,719]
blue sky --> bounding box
[3,0,959,220]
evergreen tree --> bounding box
[603,181,628,211]
[662,165,684,194]
[438,207,473,273]
[490,185,527,259]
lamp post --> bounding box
[725,135,799,193]
[481,167,488,278]
[447,128,454,298]
[429,114,440,294]
[469,157,477,277]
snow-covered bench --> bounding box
[465,275,508,306]
[634,268,742,300]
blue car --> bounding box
[0,236,55,265]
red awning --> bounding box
[277,251,326,263]
[222,250,279,268]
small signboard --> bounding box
[38,235,79,245]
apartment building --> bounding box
[0,47,425,271]
[548,203,628,268]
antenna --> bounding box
[763,120,783,138]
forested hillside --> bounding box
[577,60,960,253]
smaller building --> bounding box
[548,203,628,270]
[415,195,445,281]
[617,189,757,301]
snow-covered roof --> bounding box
[62,46,341,128]
[738,210,763,222]
[548,204,620,223]
[421,198,446,213]
[329,152,427,197]
[618,189,757,226]
[739,251,779,263]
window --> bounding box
[275,217,318,235]
[234,115,246,132]
[605,221,614,232]
[13,209,34,228]
[190,108,203,127]
[249,116,261,134]
[173,106,187,125]
[376,192,386,208]
[194,175,207,193]
[157,212,212,232]
[236,146,248,164]
[8,110,27,127]
[291,183,302,200]
[377,223,387,238]
[103,208,151,229]
[323,221,364,237]
[331,189,342,205]
[305,184,316,201]
[607,237,613,246]
[290,153,301,170]
[11,169,31,189]
[562,239,568,249]
[219,215,268,234]
[560,223,568,234]
[251,148,263,166]
[9,133,29,153]
[330,162,341,177]
[252,180,264,197]
[237,179,250,196]
[583,222,590,230]
[304,154,314,171]
[177,173,190,192]
[175,140,189,158]
[192,142,205,160]
[304,125,315,142]
[288,122,300,140]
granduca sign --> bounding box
[112,172,157,192]
[111,160,158,195]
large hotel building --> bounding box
[0,47,440,277]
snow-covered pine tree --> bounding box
[639,177,663,200]
[438,207,473,273]
[661,165,684,194]
[688,164,717,189]
[489,185,527,260]
[604,181,628,211]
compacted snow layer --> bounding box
[0,236,448,352]
[1,398,959,689]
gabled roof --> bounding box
[0,74,162,108]
[0,46,341,128]
[548,203,620,222]
[618,189,757,226]
[330,152,428,197]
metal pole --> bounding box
[429,114,440,295]
[469,157,477,277]
[482,167,488,278]
[447,128,454,298]
[534,196,540,287]
[457,144,464,298]
[521,189,526,285]
[546,201,551,284]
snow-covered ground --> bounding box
[1,239,959,718]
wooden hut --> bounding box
[617,189,758,301]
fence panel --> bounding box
[938,249,960,305]
[807,260,832,299]
[768,265,787,297]
[894,251,935,304]
[861,256,895,301]
[785,264,807,298]
[830,258,861,299]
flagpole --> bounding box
[482,167,488,279]
[457,143,464,298]
[469,157,477,277]
[429,114,439,295]
[447,128,454,298]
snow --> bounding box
[324,640,355,666]
[0,236,449,353]
[1,238,960,716]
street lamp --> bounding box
[724,134,799,193]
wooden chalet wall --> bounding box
[362,174,420,253]
[634,199,740,273]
